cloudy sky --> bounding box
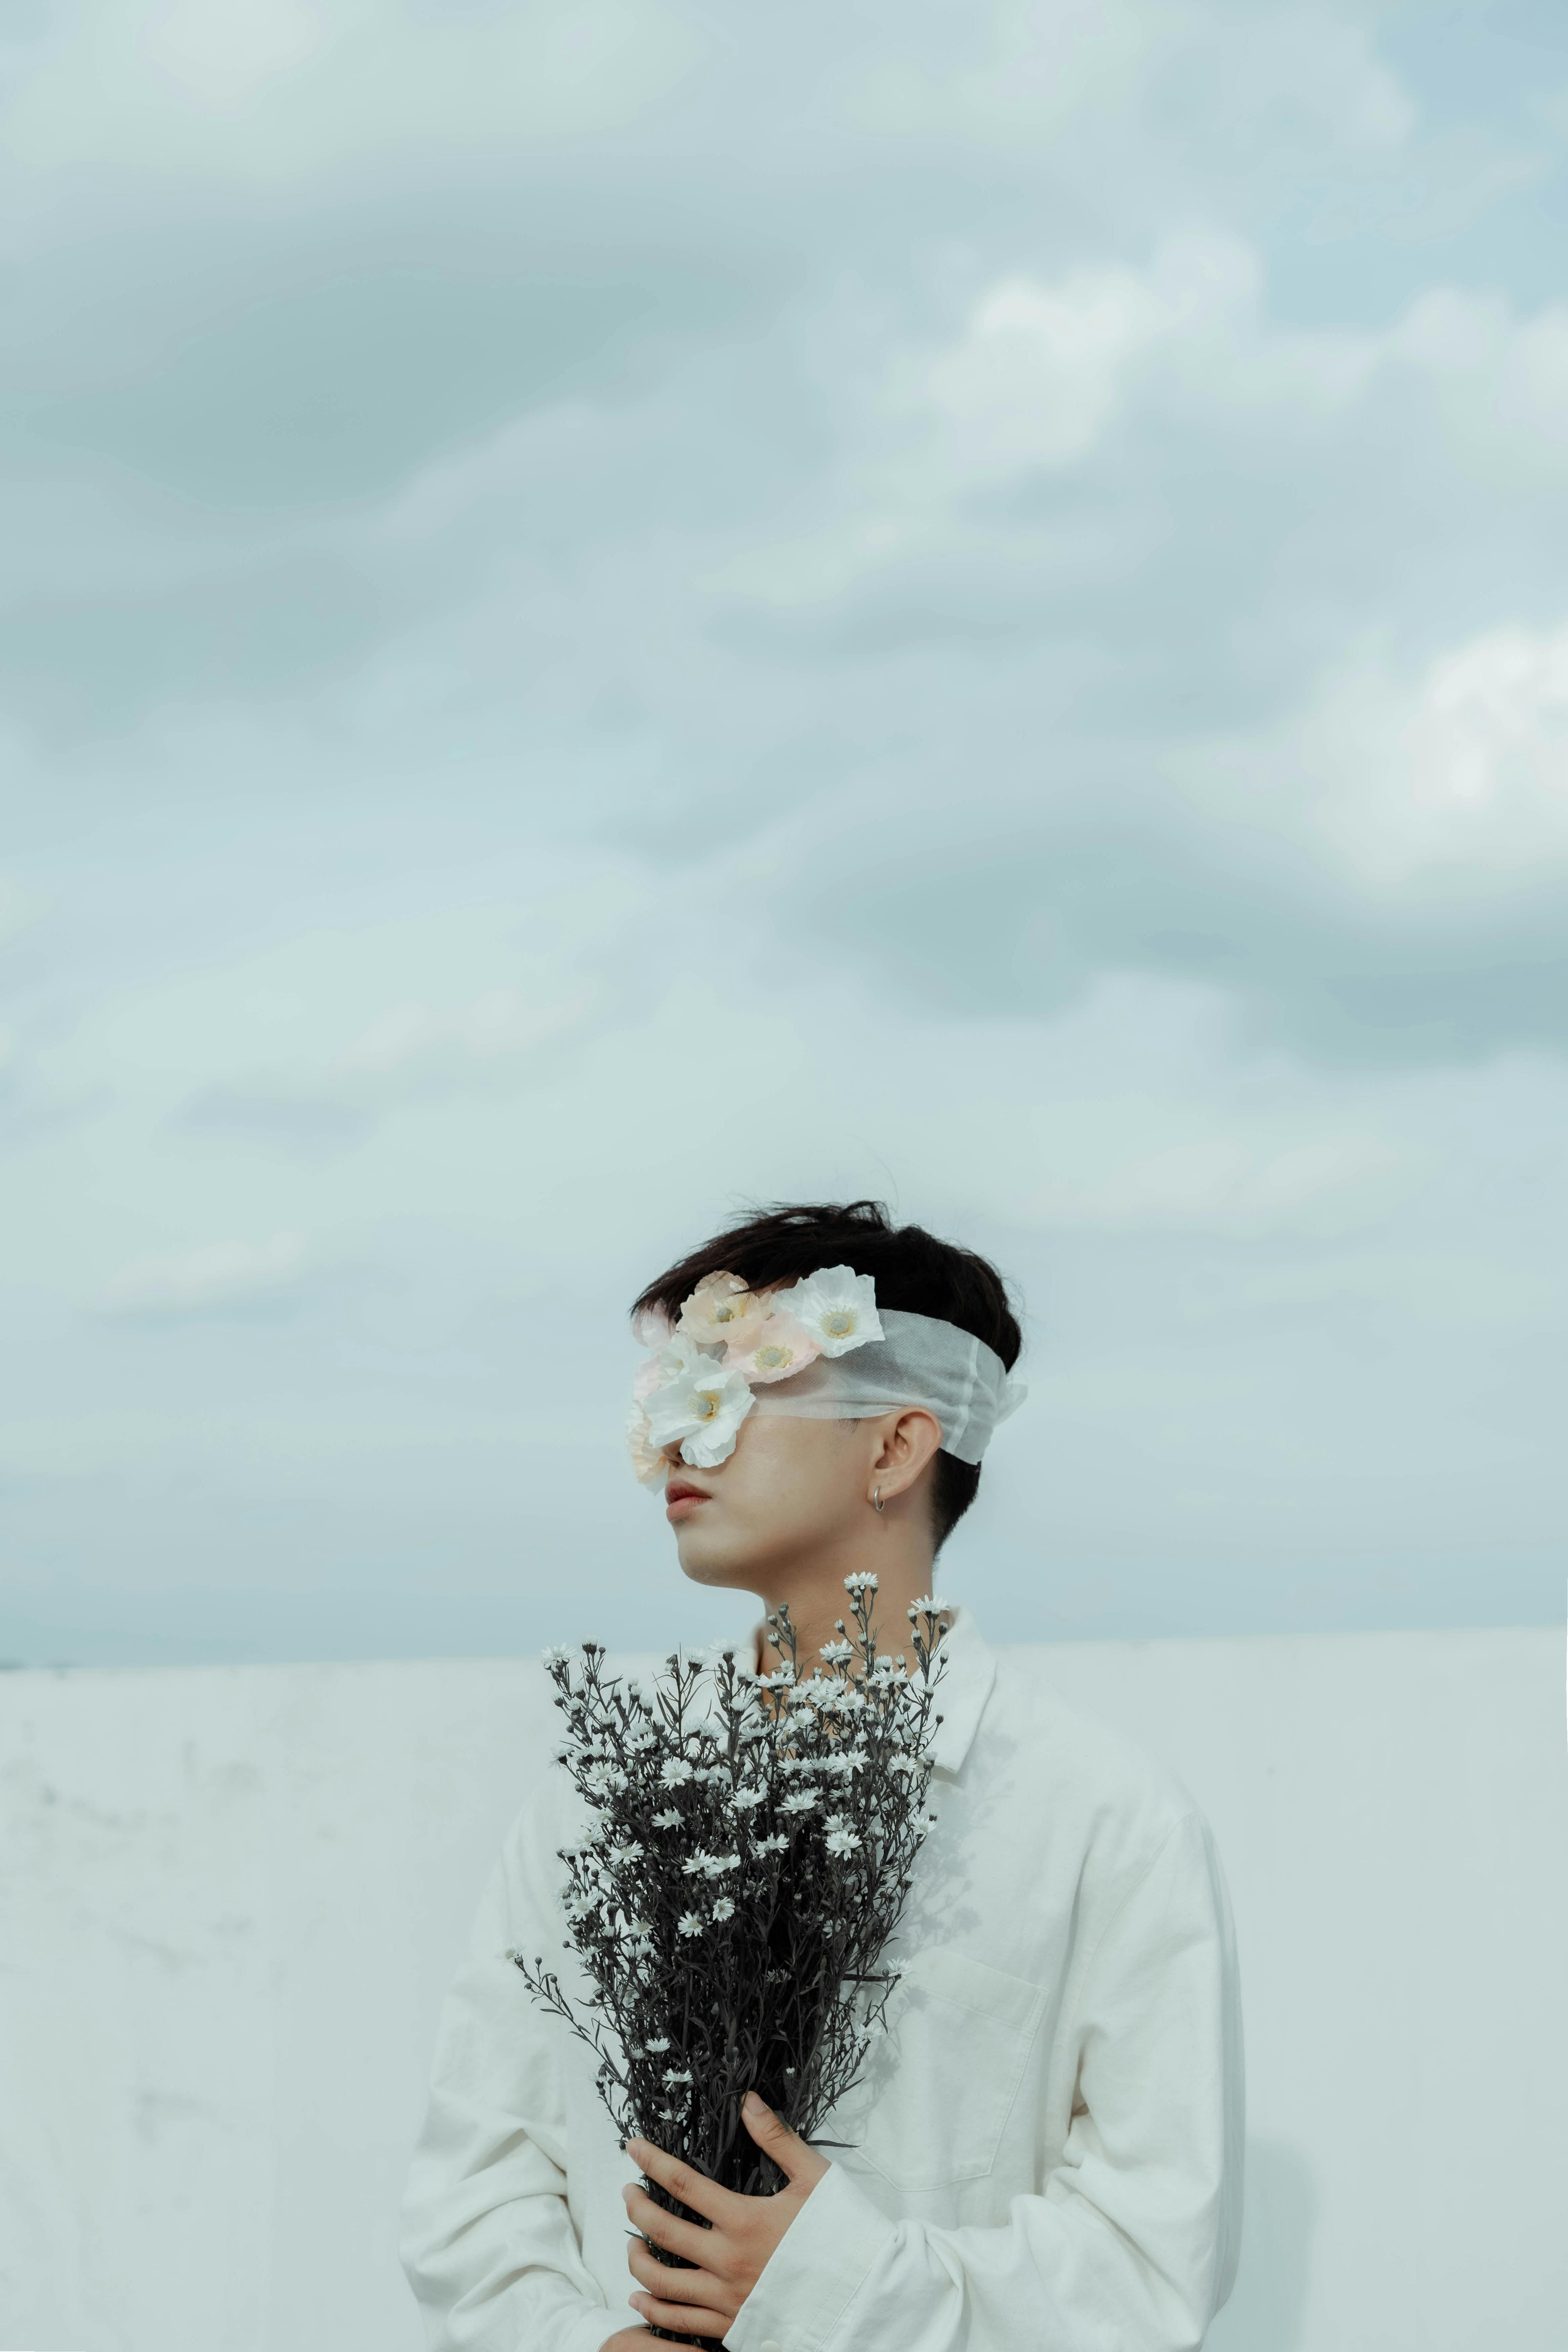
[2,0,1565,1667]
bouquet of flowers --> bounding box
[512,1573,950,2346]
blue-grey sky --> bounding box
[3,0,1565,1666]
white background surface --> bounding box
[2,1626,1564,2352]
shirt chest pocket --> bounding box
[830,1943,1046,2193]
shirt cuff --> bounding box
[561,2304,635,2352]
[723,2162,899,2352]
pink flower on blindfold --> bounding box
[723,1311,820,1384]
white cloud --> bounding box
[846,0,1166,147]
[147,0,327,102]
[920,233,1258,479]
[100,1230,307,1316]
[1,0,711,184]
[705,245,1568,631]
[906,240,1568,500]
[1207,1246,1561,1330]
[842,1,1414,154]
[1021,1129,1409,1240]
[1182,616,1568,894]
[700,232,1262,609]
[334,984,602,1083]
[0,872,52,951]
[1382,287,1568,482]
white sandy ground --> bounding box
[1,1627,1563,2352]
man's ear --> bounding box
[869,1408,943,1502]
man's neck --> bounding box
[748,1541,942,1688]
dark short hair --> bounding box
[632,1200,1022,1552]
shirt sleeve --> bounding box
[399,1777,628,2352]
[723,1809,1244,2352]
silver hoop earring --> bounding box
[871,1486,885,1513]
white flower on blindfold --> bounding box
[775,1265,883,1358]
[643,1358,755,1469]
[632,1329,706,1402]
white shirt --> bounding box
[400,1605,1244,2352]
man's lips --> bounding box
[665,1480,710,1520]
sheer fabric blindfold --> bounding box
[745,1309,1026,1466]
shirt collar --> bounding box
[919,1601,996,1777]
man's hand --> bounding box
[620,2092,829,2339]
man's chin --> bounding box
[673,1523,752,1589]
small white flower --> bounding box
[663,2067,694,2085]
[756,1832,789,1854]
[780,1791,817,1814]
[712,1896,736,1921]
[843,1571,879,1593]
[644,1356,756,1469]
[646,2035,671,2052]
[778,1265,883,1357]
[678,1911,704,1937]
[729,1786,765,1810]
[908,1594,939,1618]
[659,1757,696,1787]
[651,1807,682,1828]
[608,1842,644,1867]
[708,1851,742,1876]
[681,1850,715,1878]
[818,1639,854,1664]
[540,1644,572,1666]
[824,1825,861,1858]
